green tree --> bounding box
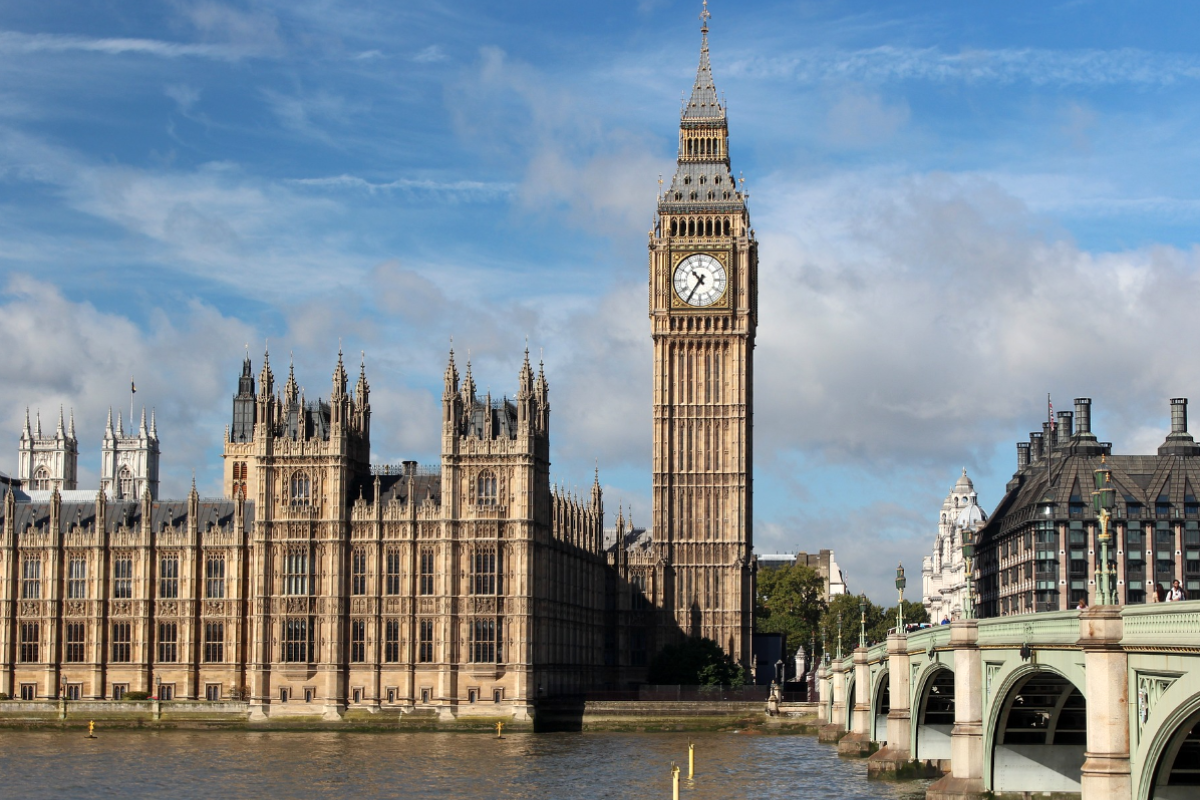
[818,593,889,652]
[755,563,827,653]
[647,637,746,687]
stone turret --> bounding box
[18,405,78,492]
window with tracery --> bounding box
[118,466,134,499]
[283,548,309,595]
[290,472,312,505]
[477,471,497,506]
[31,466,51,491]
[471,546,498,595]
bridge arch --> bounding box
[1139,691,1200,800]
[844,672,856,731]
[912,665,955,762]
[987,664,1086,795]
[871,667,890,743]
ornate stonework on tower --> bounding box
[17,408,77,492]
[100,407,160,501]
[649,5,756,665]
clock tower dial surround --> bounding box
[649,8,757,667]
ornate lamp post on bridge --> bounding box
[1093,455,1118,605]
[836,613,843,660]
[895,562,907,631]
[858,594,867,648]
[961,524,977,620]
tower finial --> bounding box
[700,0,710,33]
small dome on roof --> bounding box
[954,467,974,492]
[955,490,987,530]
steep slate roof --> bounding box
[2,496,251,535]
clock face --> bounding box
[673,254,727,308]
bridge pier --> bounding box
[869,631,933,778]
[1079,606,1131,800]
[838,647,875,756]
[815,662,829,726]
[927,620,984,800]
[818,657,848,743]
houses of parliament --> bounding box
[0,10,757,720]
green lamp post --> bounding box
[836,613,843,660]
[1093,455,1117,606]
[858,594,867,648]
[896,562,907,631]
[961,524,976,620]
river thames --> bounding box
[0,730,927,799]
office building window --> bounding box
[351,548,367,596]
[111,622,132,663]
[283,548,309,595]
[64,622,85,662]
[350,619,366,663]
[418,619,434,663]
[157,622,178,663]
[384,619,400,663]
[67,556,87,599]
[385,549,401,595]
[419,548,434,596]
[159,555,179,599]
[206,554,226,599]
[113,557,133,599]
[21,557,41,600]
[283,618,310,663]
[204,622,224,663]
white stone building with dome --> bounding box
[922,468,988,622]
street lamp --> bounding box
[836,613,843,660]
[961,524,977,620]
[1093,455,1117,605]
[896,562,907,631]
[858,594,867,648]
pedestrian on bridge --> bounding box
[1167,579,1188,602]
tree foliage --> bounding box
[816,594,932,652]
[647,637,746,687]
[754,563,827,653]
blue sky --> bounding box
[6,1,1200,601]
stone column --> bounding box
[1079,607,1131,800]
[868,632,917,777]
[838,646,874,756]
[927,620,983,800]
[816,662,829,726]
[819,658,848,743]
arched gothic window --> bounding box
[31,467,51,491]
[291,472,311,505]
[118,466,134,500]
[477,471,498,506]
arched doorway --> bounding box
[1149,708,1200,799]
[872,670,890,744]
[915,668,954,761]
[992,671,1086,794]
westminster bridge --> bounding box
[816,601,1200,800]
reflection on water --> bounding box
[0,730,930,799]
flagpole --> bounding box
[130,377,135,429]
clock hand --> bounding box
[685,274,705,303]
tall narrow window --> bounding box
[111,622,131,663]
[157,622,178,663]
[204,622,224,663]
[384,619,400,663]
[385,549,401,595]
[351,548,367,596]
[283,618,310,663]
[470,618,497,663]
[19,622,39,663]
[350,619,366,663]
[118,466,134,499]
[113,557,133,599]
[419,548,434,596]
[64,622,85,662]
[418,619,434,663]
[477,471,497,506]
[205,554,226,599]
[21,557,41,600]
[66,556,87,599]
[159,555,179,599]
[472,546,498,595]
[32,466,50,491]
[283,548,309,595]
[290,472,311,506]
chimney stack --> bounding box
[1171,398,1188,434]
[1030,432,1044,462]
[1016,442,1030,470]
[1159,398,1200,456]
[1074,398,1092,435]
[1057,411,1074,441]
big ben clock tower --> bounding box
[650,2,756,666]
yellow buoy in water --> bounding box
[87,720,96,739]
[495,721,504,739]
[688,741,694,779]
[671,763,680,800]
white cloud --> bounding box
[823,88,910,148]
[0,30,245,61]
[413,45,446,63]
